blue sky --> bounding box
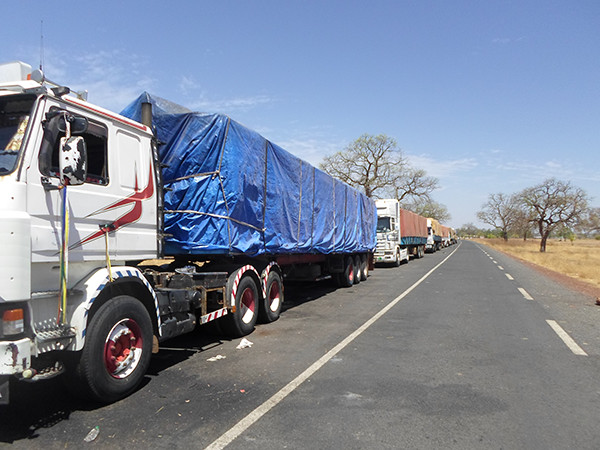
[3,1,599,228]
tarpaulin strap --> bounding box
[100,224,115,282]
[296,161,303,249]
[217,118,232,250]
[261,140,269,253]
[165,209,265,232]
[166,171,220,183]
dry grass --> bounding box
[479,238,600,290]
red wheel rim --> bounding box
[268,281,281,312]
[104,318,143,379]
[240,287,256,324]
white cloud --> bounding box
[406,154,479,179]
[276,137,345,167]
[492,36,525,45]
[35,49,156,112]
[187,94,276,114]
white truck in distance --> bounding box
[375,199,427,265]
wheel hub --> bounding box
[104,319,143,378]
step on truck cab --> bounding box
[0,62,376,404]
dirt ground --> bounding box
[492,247,600,305]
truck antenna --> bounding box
[40,20,44,71]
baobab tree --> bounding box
[319,134,438,201]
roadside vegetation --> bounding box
[319,133,451,223]
[458,177,599,292]
[479,238,600,290]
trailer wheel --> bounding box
[65,296,153,403]
[359,254,368,281]
[337,256,354,288]
[353,255,361,284]
[222,272,259,337]
[259,270,283,323]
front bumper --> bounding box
[374,252,395,263]
[0,338,31,376]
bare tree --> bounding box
[393,167,439,204]
[404,198,451,223]
[319,134,401,197]
[575,206,600,237]
[511,208,534,241]
[476,193,521,241]
[319,134,438,200]
[457,223,483,238]
[519,178,589,252]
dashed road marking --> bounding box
[498,266,504,270]
[518,287,534,300]
[546,320,588,356]
[505,273,514,280]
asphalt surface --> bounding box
[1,240,599,449]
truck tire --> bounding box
[337,256,354,288]
[65,295,153,403]
[394,249,401,267]
[359,254,368,281]
[222,271,259,337]
[353,255,361,284]
[259,270,283,323]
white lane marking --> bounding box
[492,260,497,264]
[518,287,534,300]
[505,273,514,280]
[498,266,504,270]
[546,320,588,356]
[204,245,461,450]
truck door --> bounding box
[26,99,116,272]
[25,98,157,290]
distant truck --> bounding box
[426,217,442,252]
[450,227,458,245]
[0,62,376,404]
[375,199,427,265]
[440,225,450,247]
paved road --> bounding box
[1,240,599,449]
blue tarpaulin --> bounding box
[121,93,377,257]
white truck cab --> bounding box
[374,198,409,266]
[0,62,161,404]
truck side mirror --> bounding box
[58,115,88,135]
[45,107,89,135]
[59,136,87,186]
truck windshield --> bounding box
[377,217,391,233]
[0,95,36,175]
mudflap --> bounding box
[0,376,9,405]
